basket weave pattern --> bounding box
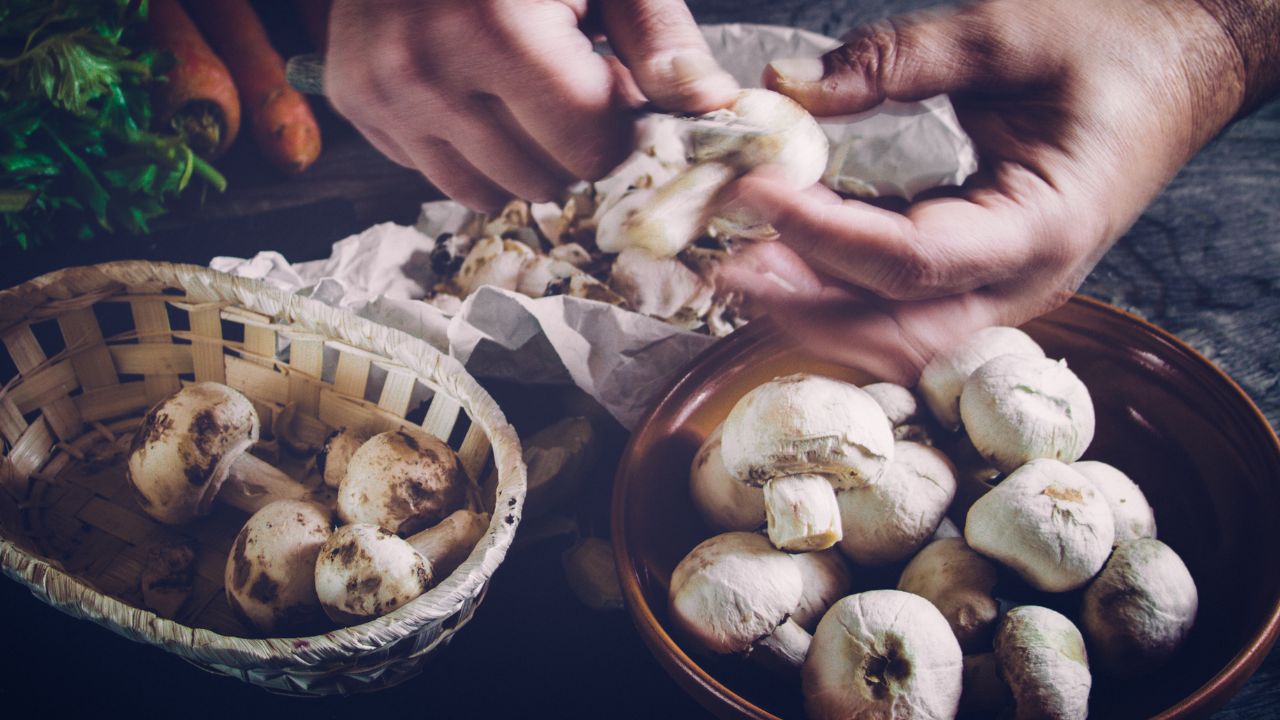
[0,261,526,695]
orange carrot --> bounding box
[292,0,333,53]
[184,0,322,175]
[148,0,241,159]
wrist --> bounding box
[1193,0,1280,117]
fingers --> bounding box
[403,137,509,213]
[727,169,1060,301]
[600,0,739,113]
[764,6,1047,116]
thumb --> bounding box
[764,7,1038,115]
[601,0,739,113]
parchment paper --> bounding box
[211,24,976,429]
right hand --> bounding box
[324,0,738,212]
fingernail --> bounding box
[768,57,825,84]
[667,52,739,98]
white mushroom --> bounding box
[1081,538,1197,677]
[790,549,853,632]
[965,459,1114,592]
[1071,460,1157,544]
[764,473,844,552]
[995,605,1092,720]
[802,589,963,720]
[225,499,332,635]
[960,354,1096,473]
[688,423,766,532]
[317,426,371,489]
[836,441,957,565]
[863,381,934,445]
[453,237,536,296]
[314,508,489,625]
[898,537,1000,652]
[337,428,473,536]
[595,89,829,257]
[126,382,311,524]
[720,373,894,551]
[919,326,1045,431]
[607,248,713,320]
[668,532,810,669]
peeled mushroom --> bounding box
[225,499,332,635]
[919,326,1045,431]
[127,382,311,524]
[314,508,489,625]
[995,605,1092,720]
[836,441,957,566]
[1071,460,1157,544]
[317,426,371,489]
[802,589,963,720]
[606,248,714,321]
[668,532,811,669]
[898,537,1000,652]
[720,374,894,551]
[960,354,1095,473]
[595,89,828,257]
[790,549,853,632]
[337,429,472,536]
[1081,538,1197,677]
[965,459,1115,592]
[688,423,766,532]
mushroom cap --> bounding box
[837,441,957,566]
[314,523,432,625]
[691,89,829,188]
[861,382,921,427]
[791,549,853,632]
[898,537,1000,652]
[995,605,1091,720]
[318,426,370,489]
[225,499,331,634]
[960,355,1095,472]
[966,459,1114,592]
[127,382,259,524]
[720,373,894,489]
[1071,460,1157,544]
[689,423,767,532]
[1081,538,1197,677]
[919,326,1045,431]
[668,532,803,655]
[337,429,470,536]
[803,589,963,720]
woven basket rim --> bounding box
[0,260,527,670]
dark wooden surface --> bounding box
[1,2,1277,718]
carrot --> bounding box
[184,0,322,175]
[147,0,241,159]
[292,0,333,53]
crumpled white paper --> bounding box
[211,24,976,430]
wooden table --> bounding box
[1,2,1277,717]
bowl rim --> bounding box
[611,294,1280,720]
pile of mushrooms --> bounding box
[126,381,490,636]
[672,326,1199,718]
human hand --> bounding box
[717,0,1249,383]
[324,0,737,212]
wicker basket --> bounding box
[0,261,526,695]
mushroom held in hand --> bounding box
[960,354,1095,473]
[688,423,766,532]
[1081,538,1198,677]
[918,326,1046,432]
[225,499,332,635]
[898,537,1001,653]
[965,459,1114,592]
[836,441,956,566]
[720,374,894,551]
[337,428,472,536]
[1071,460,1157,544]
[995,605,1092,720]
[803,589,963,720]
[127,382,311,524]
[668,532,810,669]
[595,88,829,258]
[314,508,489,625]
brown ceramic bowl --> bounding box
[612,296,1280,719]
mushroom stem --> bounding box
[406,509,490,580]
[755,617,813,671]
[219,452,313,515]
[763,474,842,551]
